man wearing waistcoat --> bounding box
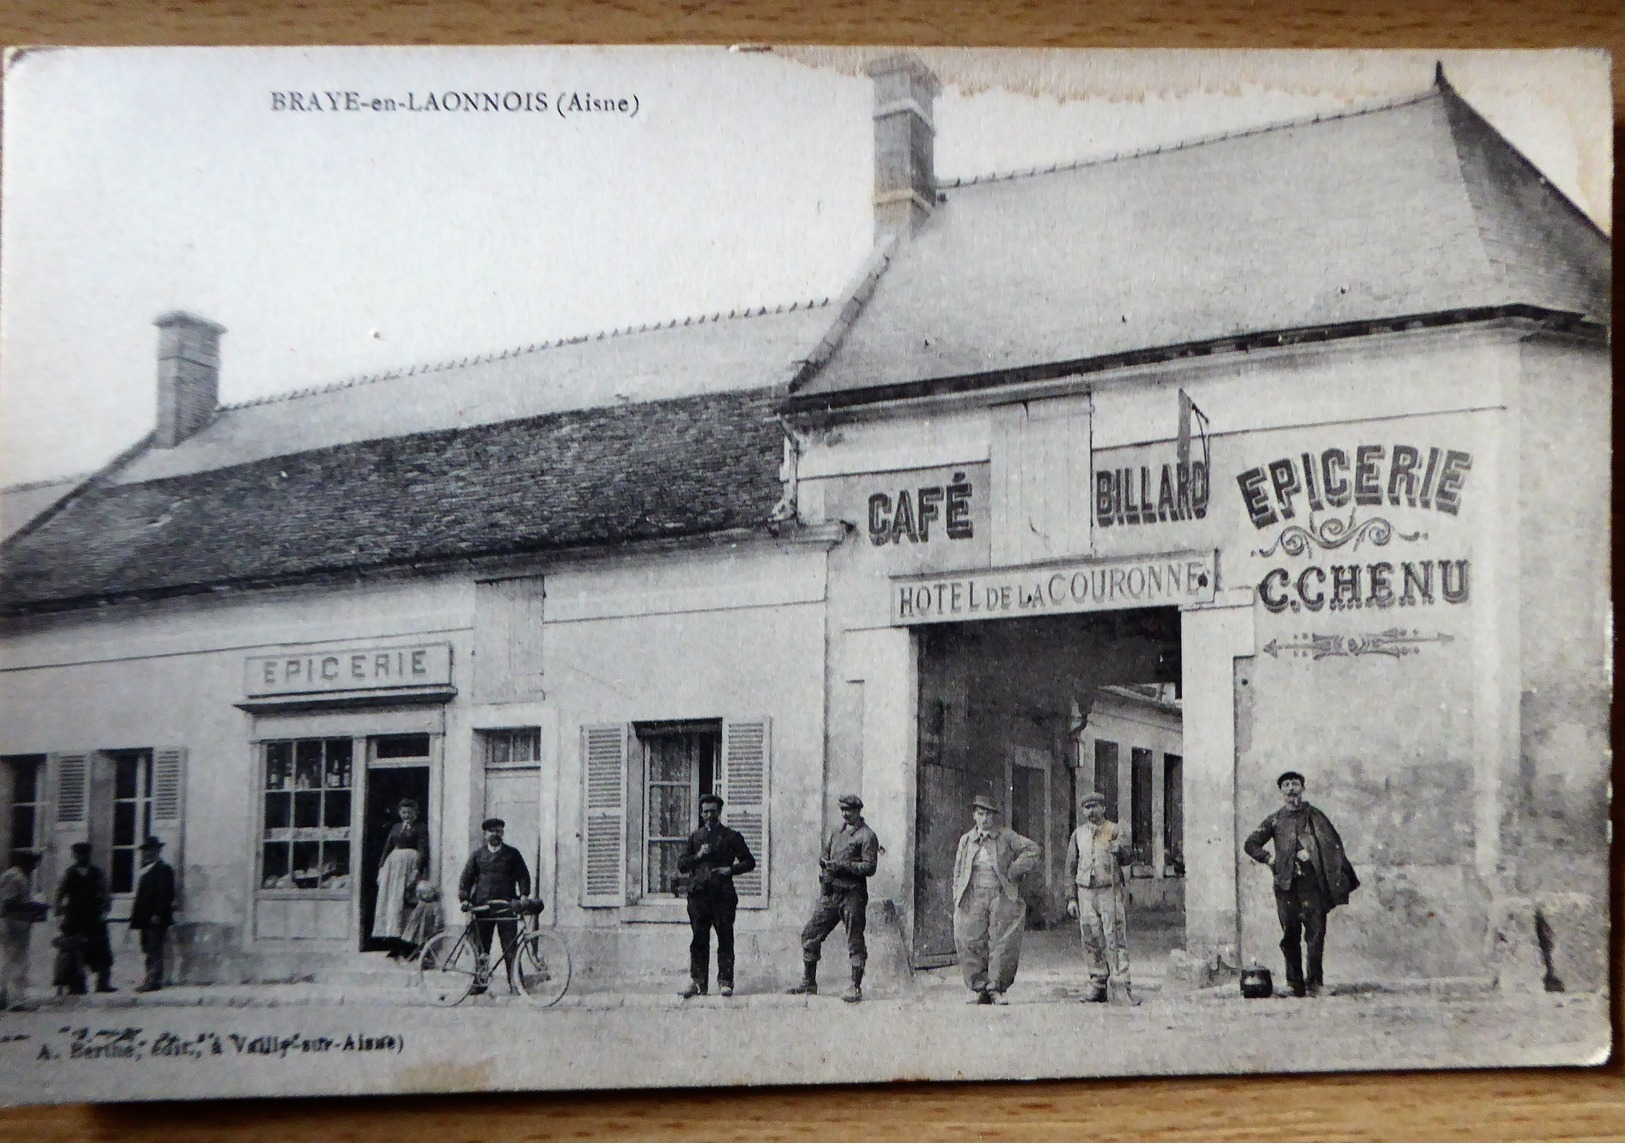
[786,792,879,1003]
[1243,771,1359,998]
[677,793,756,999]
[951,795,1041,1005]
[1064,791,1136,1004]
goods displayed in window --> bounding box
[261,739,352,892]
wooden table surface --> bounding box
[0,0,1620,1138]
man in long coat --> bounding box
[951,794,1041,1005]
[128,835,177,992]
[1244,770,1359,998]
[55,842,113,994]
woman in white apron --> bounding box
[373,798,429,957]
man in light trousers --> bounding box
[951,794,1041,1005]
[1065,791,1137,1005]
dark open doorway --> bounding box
[911,607,1182,968]
[359,743,431,953]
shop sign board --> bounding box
[890,551,1216,625]
[244,641,453,697]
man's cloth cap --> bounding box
[699,793,725,810]
[1080,791,1106,807]
[139,835,164,850]
[481,817,506,831]
[971,794,1000,813]
[1276,770,1306,788]
[70,841,91,855]
[837,793,864,810]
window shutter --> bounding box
[49,752,91,889]
[580,724,627,907]
[721,718,770,909]
[151,748,186,907]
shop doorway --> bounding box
[359,735,432,952]
[911,607,1183,968]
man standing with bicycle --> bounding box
[677,794,756,999]
[458,818,533,995]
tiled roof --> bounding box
[0,387,786,613]
[115,301,831,486]
[791,82,1610,403]
[0,475,87,542]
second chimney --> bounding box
[154,311,225,448]
[868,54,940,243]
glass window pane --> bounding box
[374,734,429,760]
[648,784,692,838]
[111,848,134,894]
[11,807,34,850]
[115,756,139,800]
[264,792,291,832]
[321,841,351,887]
[292,840,320,888]
[647,739,692,783]
[295,742,322,790]
[323,789,351,829]
[113,801,136,846]
[265,743,291,791]
[324,740,353,788]
[486,735,512,765]
[13,761,38,803]
[647,841,685,896]
[293,791,321,828]
[262,843,291,886]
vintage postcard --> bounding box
[0,46,1611,1104]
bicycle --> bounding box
[415,898,571,1008]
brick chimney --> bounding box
[153,311,225,448]
[868,54,940,243]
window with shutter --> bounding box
[50,752,91,886]
[721,718,770,909]
[151,748,186,906]
[580,724,627,907]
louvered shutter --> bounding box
[50,752,91,887]
[721,718,770,909]
[151,748,186,907]
[580,724,628,907]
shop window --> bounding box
[2,755,45,873]
[579,718,770,910]
[1129,747,1154,868]
[1163,753,1185,876]
[261,738,353,893]
[483,728,541,766]
[1092,740,1120,823]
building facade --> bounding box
[0,58,1609,994]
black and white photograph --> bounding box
[0,45,1611,1105]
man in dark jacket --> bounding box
[55,842,113,994]
[676,794,756,999]
[457,818,533,994]
[128,836,177,992]
[786,793,879,1003]
[1244,771,1359,998]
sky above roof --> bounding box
[0,47,1608,486]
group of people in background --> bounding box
[0,834,176,1009]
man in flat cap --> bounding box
[129,835,177,992]
[458,817,533,994]
[951,795,1041,1004]
[56,842,114,993]
[677,794,756,999]
[787,793,880,1003]
[1065,792,1135,1004]
[1244,771,1359,998]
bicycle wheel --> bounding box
[512,930,572,1007]
[418,931,480,1007]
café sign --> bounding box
[890,552,1216,626]
[245,641,453,698]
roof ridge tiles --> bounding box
[215,296,832,412]
[938,87,1440,190]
